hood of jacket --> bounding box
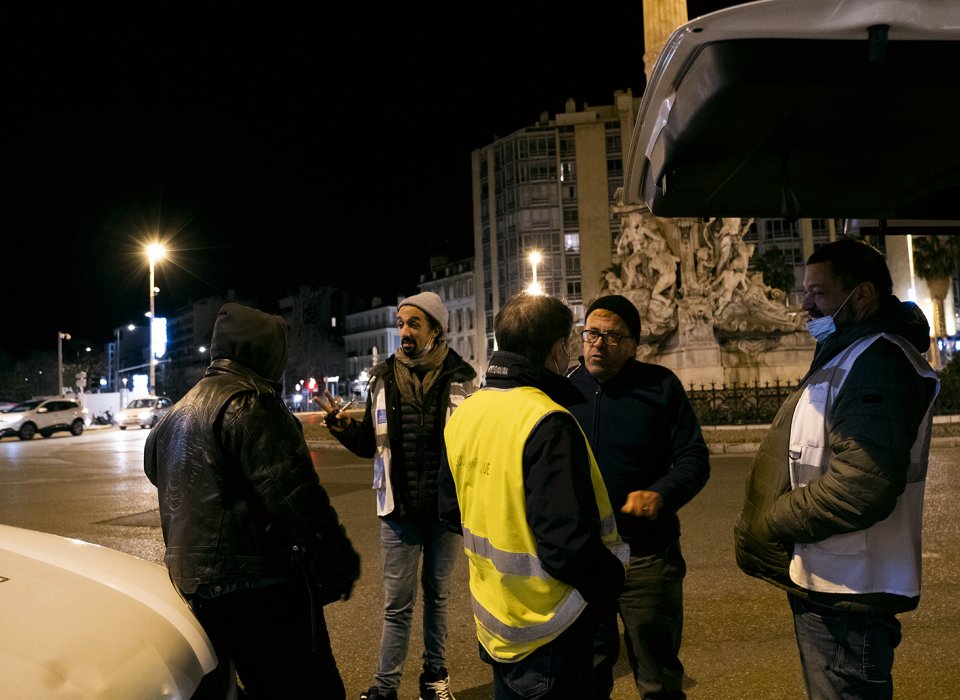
[209,302,288,383]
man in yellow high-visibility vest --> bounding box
[440,291,628,699]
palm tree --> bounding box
[752,247,795,296]
[911,235,960,369]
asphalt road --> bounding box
[1,428,958,699]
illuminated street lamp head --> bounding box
[147,242,166,265]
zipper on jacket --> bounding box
[591,384,603,448]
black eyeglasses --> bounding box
[581,329,625,346]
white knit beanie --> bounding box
[399,291,449,332]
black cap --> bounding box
[585,295,641,339]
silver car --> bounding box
[0,398,89,441]
[117,396,173,430]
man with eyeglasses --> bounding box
[567,294,710,700]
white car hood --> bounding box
[0,524,217,698]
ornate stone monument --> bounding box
[604,191,815,387]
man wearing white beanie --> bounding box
[318,291,476,700]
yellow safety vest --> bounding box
[444,385,627,662]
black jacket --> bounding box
[145,308,357,598]
[568,359,710,556]
[332,349,476,521]
[734,298,938,614]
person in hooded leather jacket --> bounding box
[734,239,939,700]
[145,302,360,700]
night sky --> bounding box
[2,2,739,357]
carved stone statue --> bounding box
[604,203,679,342]
[606,192,802,351]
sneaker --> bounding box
[419,667,455,700]
[359,686,397,700]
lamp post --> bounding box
[146,243,166,395]
[114,323,135,398]
[527,251,543,295]
[57,331,71,397]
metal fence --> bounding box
[687,380,799,426]
[688,379,960,425]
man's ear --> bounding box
[852,280,881,318]
[857,281,878,303]
[545,338,564,369]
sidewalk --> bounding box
[701,414,960,454]
[302,414,960,454]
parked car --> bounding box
[0,523,230,698]
[0,398,89,440]
[117,395,174,430]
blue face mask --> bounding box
[806,288,856,342]
[806,315,836,342]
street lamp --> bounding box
[58,331,71,397]
[146,242,166,395]
[527,251,543,295]
[114,323,135,397]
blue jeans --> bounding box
[789,593,902,700]
[593,541,686,699]
[375,518,461,692]
[481,603,598,699]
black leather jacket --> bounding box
[145,358,358,597]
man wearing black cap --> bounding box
[567,294,711,700]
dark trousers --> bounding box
[789,593,901,700]
[593,541,687,700]
[481,604,598,699]
[189,579,345,700]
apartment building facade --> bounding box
[417,256,480,378]
[471,90,643,371]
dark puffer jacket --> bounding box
[145,303,358,597]
[734,298,938,614]
[332,349,476,521]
